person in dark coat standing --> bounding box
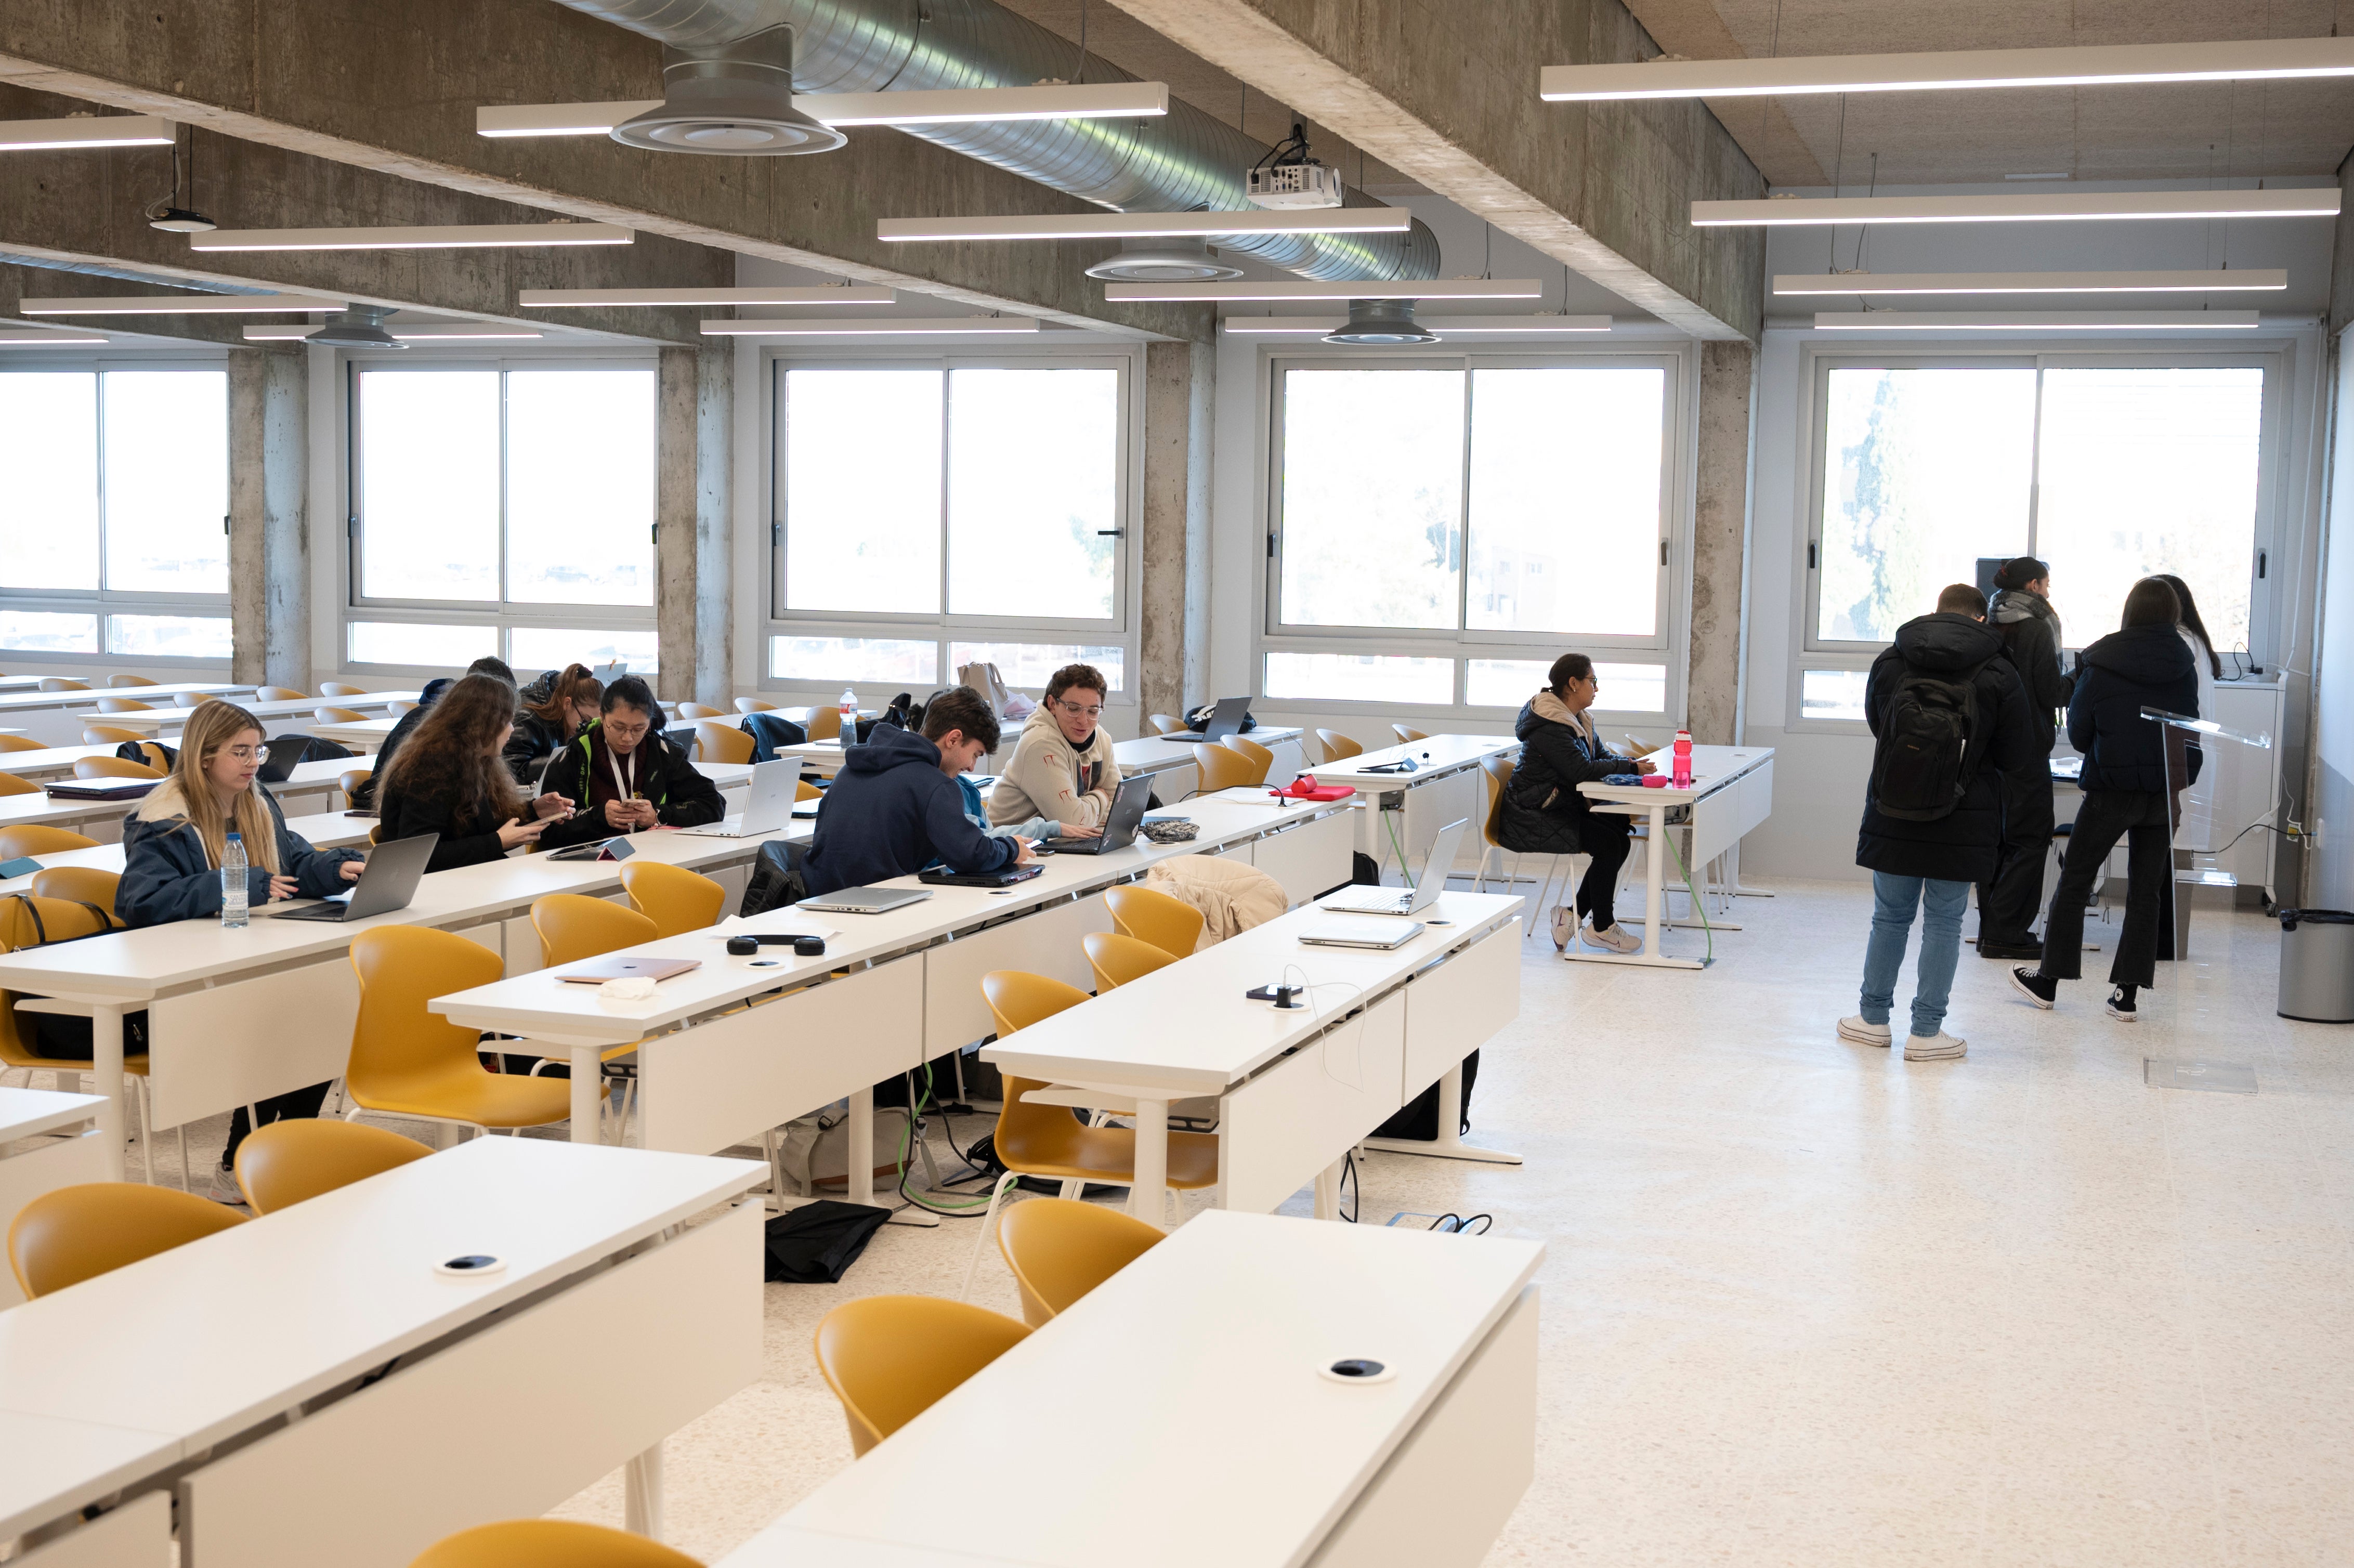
[1500,653,1655,952]
[1976,556,2074,960]
[1842,584,2037,1062]
[2010,577,2200,1024]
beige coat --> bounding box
[1144,854,1288,946]
[986,707,1124,830]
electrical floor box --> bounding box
[1247,162,1344,208]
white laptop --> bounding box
[677,757,796,839]
[1318,818,1469,916]
[1299,914,1427,951]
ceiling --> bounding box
[1625,0,2354,187]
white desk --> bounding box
[1574,743,1775,970]
[0,812,368,901]
[0,1088,111,1310]
[1302,734,1520,875]
[771,727,1306,798]
[0,683,246,717]
[985,890,1524,1222]
[722,1210,1543,1568]
[0,1136,765,1564]
[307,715,398,752]
[0,757,368,846]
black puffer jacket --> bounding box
[2069,624,2200,794]
[1856,613,2037,883]
[501,709,577,787]
[1987,587,2073,752]
[1498,691,1634,856]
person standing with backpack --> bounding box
[1841,583,2037,1062]
[1976,556,2073,960]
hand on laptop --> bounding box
[1058,821,1102,840]
[266,873,300,901]
[337,859,364,883]
[499,816,551,851]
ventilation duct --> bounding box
[1323,299,1436,345]
[554,0,1441,284]
[306,305,404,350]
[611,24,848,154]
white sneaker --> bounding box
[1903,1032,1967,1062]
[1550,905,1575,950]
[206,1164,247,1207]
[1579,919,1642,954]
[1837,1016,1892,1048]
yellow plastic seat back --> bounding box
[813,1295,1030,1456]
[74,756,161,781]
[796,779,821,802]
[1146,712,1183,736]
[1222,735,1273,786]
[320,683,365,697]
[94,696,153,713]
[104,675,157,688]
[804,705,843,742]
[346,925,506,1107]
[236,1119,432,1214]
[1193,743,1257,794]
[619,861,726,938]
[676,702,723,720]
[1315,728,1363,762]
[81,725,146,747]
[734,698,775,713]
[1082,930,1175,992]
[340,768,373,800]
[256,685,309,702]
[692,721,754,766]
[531,894,659,969]
[30,868,124,926]
[997,1196,1165,1326]
[0,772,37,798]
[39,678,89,692]
[0,896,113,954]
[1481,753,1515,851]
[0,735,45,753]
[1104,885,1204,959]
[408,1520,705,1567]
[0,826,99,858]
[9,1183,246,1298]
[1393,724,1429,744]
[315,705,365,724]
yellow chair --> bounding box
[528,896,659,1127]
[733,698,776,713]
[1104,885,1204,959]
[1221,735,1274,786]
[8,1183,245,1298]
[1472,752,1584,947]
[0,896,171,1185]
[234,1118,431,1214]
[1393,724,1429,745]
[256,685,308,702]
[408,1520,705,1568]
[345,927,571,1139]
[31,867,124,924]
[692,721,754,766]
[1314,728,1363,763]
[0,826,99,858]
[1082,930,1175,992]
[339,768,372,804]
[676,701,724,721]
[74,756,162,781]
[620,861,725,938]
[320,682,365,697]
[0,772,37,799]
[38,678,88,692]
[0,734,44,753]
[804,704,843,743]
[813,1296,1030,1458]
[82,724,147,747]
[796,779,821,802]
[997,1196,1166,1327]
[103,675,158,688]
[1192,742,1257,794]
[94,696,154,713]
[1146,713,1184,736]
[388,699,419,714]
[315,705,365,724]
[173,691,204,708]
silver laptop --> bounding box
[1300,915,1427,950]
[678,758,795,839]
[801,885,933,916]
[1172,696,1249,745]
[1319,818,1469,916]
[268,832,438,923]
[592,662,626,684]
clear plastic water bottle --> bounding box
[1671,729,1694,790]
[221,831,249,929]
[839,686,857,727]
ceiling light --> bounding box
[477,83,1170,138]
[1084,240,1244,282]
[1774,269,2288,296]
[478,101,663,137]
[1813,310,2261,331]
[21,293,343,315]
[1323,300,1438,345]
[1693,189,2339,226]
[1221,315,1613,335]
[0,334,110,347]
[0,115,175,151]
[698,318,1040,336]
[880,208,1411,243]
[189,223,634,252]
[1106,277,1545,302]
[518,285,895,307]
[1542,37,2354,101]
[242,321,545,343]
[146,208,217,233]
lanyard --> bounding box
[606,742,637,807]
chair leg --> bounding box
[960,1173,1018,1303]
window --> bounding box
[770,358,1131,697]
[1465,658,1667,714]
[0,366,230,661]
[349,362,656,672]
[1264,652,1453,707]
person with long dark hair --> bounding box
[374,673,573,871]
[1500,653,1654,952]
[503,662,602,786]
[1977,556,2074,960]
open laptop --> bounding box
[268,831,438,923]
[1172,696,1249,745]
[257,735,312,785]
[677,758,795,839]
[1034,774,1153,856]
[800,885,933,916]
[592,662,626,684]
[1318,818,1470,916]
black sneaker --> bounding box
[2106,986,2139,1023]
[1978,939,2044,961]
[2009,968,2058,1009]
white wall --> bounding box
[2310,329,2354,908]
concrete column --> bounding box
[694,342,734,707]
[656,347,698,704]
[1688,339,1756,746]
[227,347,310,690]
[1139,340,1215,727]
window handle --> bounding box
[1096,529,1126,537]
[1808,542,1819,570]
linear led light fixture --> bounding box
[1542,37,2354,102]
[476,83,1169,138]
[1220,315,1612,335]
[699,317,1039,336]
[1694,188,2339,227]
[881,208,1410,243]
[519,285,896,308]
[1774,269,2288,296]
[0,334,110,347]
[191,223,633,252]
[1813,310,2261,331]
[240,323,545,341]
[1106,277,1544,303]
[19,292,343,315]
[0,115,176,151]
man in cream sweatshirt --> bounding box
[986,662,1124,831]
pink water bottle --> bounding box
[1671,729,1693,789]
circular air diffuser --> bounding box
[1085,240,1245,282]
[612,41,846,157]
[1323,298,1437,346]
[306,305,405,351]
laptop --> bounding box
[257,736,311,785]
[268,832,439,923]
[677,758,796,839]
[1172,696,1249,745]
[1299,916,1427,951]
[919,861,1044,889]
[556,955,701,984]
[800,885,933,916]
[1318,818,1470,917]
[592,662,626,684]
[1034,774,1154,856]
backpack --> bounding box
[739,839,809,918]
[1869,656,1992,822]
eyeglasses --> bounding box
[1053,700,1104,718]
[223,746,267,762]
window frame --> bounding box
[0,356,234,669]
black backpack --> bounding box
[1869,656,1992,822]
[739,839,809,918]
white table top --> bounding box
[1298,733,1518,790]
[983,890,1522,1097]
[1575,742,1773,806]
[0,1409,182,1543]
[0,755,368,835]
[309,716,400,747]
[0,683,246,715]
[0,1138,763,1535]
[0,1085,109,1143]
[723,1210,1543,1568]
[1117,726,1306,771]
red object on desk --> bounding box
[1639,774,1670,788]
[1271,775,1355,802]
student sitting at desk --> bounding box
[349,656,515,808]
[802,687,1038,898]
[536,675,724,851]
[1502,654,1654,954]
[502,663,602,787]
[374,674,574,871]
[116,699,369,1200]
[987,662,1123,832]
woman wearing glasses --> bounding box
[986,662,1119,835]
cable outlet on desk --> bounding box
[1246,983,1304,1009]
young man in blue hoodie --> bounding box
[800,686,1038,898]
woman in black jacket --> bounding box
[502,663,602,787]
[374,673,574,872]
[1977,556,2074,959]
[1501,654,1654,952]
[2012,578,2199,1023]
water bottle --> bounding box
[1671,729,1694,790]
[839,686,857,727]
[221,831,249,929]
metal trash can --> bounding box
[2278,909,2354,1022]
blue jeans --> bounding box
[1860,872,1970,1039]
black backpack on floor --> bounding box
[1868,657,1991,821]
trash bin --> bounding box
[2277,909,2354,1022]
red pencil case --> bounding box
[1270,775,1355,802]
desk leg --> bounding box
[1561,803,1704,971]
[1313,1159,1340,1221]
[569,1046,601,1145]
[847,1087,874,1206]
[1131,1097,1169,1229]
[624,1441,663,1539]
[1364,1061,1524,1166]
[92,1001,126,1182]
